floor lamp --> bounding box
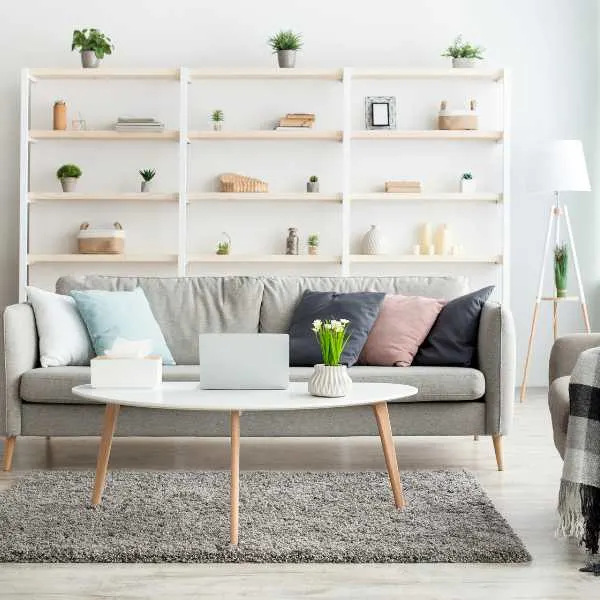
[520,140,592,402]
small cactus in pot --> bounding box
[307,233,319,255]
[307,175,319,193]
[460,171,476,193]
[56,163,82,192]
[139,168,156,192]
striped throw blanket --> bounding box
[558,347,600,554]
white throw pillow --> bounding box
[26,286,94,367]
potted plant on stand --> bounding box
[307,234,319,255]
[211,110,224,131]
[554,243,568,298]
[268,30,303,68]
[139,169,156,192]
[56,164,82,192]
[442,35,485,68]
[309,319,352,397]
[71,28,114,68]
[460,172,476,193]
[307,175,319,193]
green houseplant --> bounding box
[56,163,82,192]
[72,29,114,68]
[211,109,224,131]
[308,319,352,397]
[307,233,319,255]
[460,171,476,193]
[216,232,232,255]
[554,243,568,297]
[307,175,319,193]
[442,35,485,68]
[268,30,303,68]
[139,169,156,193]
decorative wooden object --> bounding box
[385,180,422,193]
[438,100,479,131]
[78,222,125,254]
[219,173,269,193]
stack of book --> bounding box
[275,113,316,130]
[385,180,423,194]
[114,117,165,133]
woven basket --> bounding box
[438,100,479,131]
[78,222,125,254]
[219,172,268,193]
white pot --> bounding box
[460,178,477,193]
[361,225,386,255]
[60,177,78,192]
[141,181,152,193]
[452,57,479,68]
[308,364,352,398]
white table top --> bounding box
[71,382,418,412]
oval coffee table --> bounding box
[72,381,417,545]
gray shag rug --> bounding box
[0,470,531,563]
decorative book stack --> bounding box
[275,113,316,130]
[385,180,422,193]
[114,117,165,132]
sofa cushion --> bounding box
[56,276,264,365]
[20,365,485,404]
[260,276,468,333]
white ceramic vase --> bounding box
[309,364,352,398]
[361,225,385,255]
[452,57,478,68]
[460,178,476,193]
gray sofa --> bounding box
[2,275,515,471]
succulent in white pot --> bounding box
[460,172,476,193]
[71,28,114,68]
[139,168,156,193]
[307,175,319,193]
[268,29,303,68]
[56,163,82,192]
[442,35,485,68]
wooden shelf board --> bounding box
[187,192,341,202]
[190,68,343,80]
[540,296,580,302]
[28,254,177,264]
[350,254,502,264]
[352,130,503,141]
[28,192,178,202]
[188,130,342,141]
[188,254,341,264]
[352,67,504,81]
[351,192,501,203]
[29,68,180,80]
[29,130,179,141]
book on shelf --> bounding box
[117,117,162,124]
[285,113,316,119]
[274,126,315,131]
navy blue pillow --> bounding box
[413,286,494,367]
[289,291,385,367]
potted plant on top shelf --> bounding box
[56,164,82,192]
[72,28,114,68]
[139,169,156,192]
[268,30,303,68]
[442,35,485,68]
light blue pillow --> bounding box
[70,287,175,365]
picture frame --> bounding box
[365,96,397,130]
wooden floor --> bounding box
[0,389,596,599]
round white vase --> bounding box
[460,178,476,193]
[308,364,352,398]
[361,225,385,255]
[452,57,478,68]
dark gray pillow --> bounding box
[289,291,385,367]
[413,286,494,368]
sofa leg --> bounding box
[3,436,16,472]
[492,434,504,471]
[473,435,479,441]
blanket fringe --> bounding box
[558,479,600,554]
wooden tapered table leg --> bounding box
[492,434,504,471]
[230,410,241,545]
[520,302,541,403]
[372,401,405,509]
[3,436,16,472]
[582,302,592,333]
[553,300,558,341]
[91,403,120,506]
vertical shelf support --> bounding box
[19,69,31,301]
[501,68,511,308]
[178,67,190,277]
[341,67,352,276]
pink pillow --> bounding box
[359,294,446,367]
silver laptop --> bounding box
[199,334,289,390]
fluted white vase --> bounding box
[308,364,352,398]
[361,225,385,255]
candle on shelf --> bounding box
[412,244,421,255]
[435,224,450,255]
[427,244,435,256]
[419,223,432,254]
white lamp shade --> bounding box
[529,139,591,193]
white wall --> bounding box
[0,0,597,385]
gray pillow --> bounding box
[289,291,385,367]
[413,286,494,367]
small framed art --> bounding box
[365,96,397,130]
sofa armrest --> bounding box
[477,301,516,435]
[549,333,600,385]
[2,304,38,436]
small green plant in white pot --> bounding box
[56,164,82,192]
[216,232,232,255]
[211,109,224,131]
[139,169,156,193]
[442,35,485,68]
[307,233,319,255]
[71,29,114,68]
[460,172,476,193]
[268,30,303,68]
[307,175,319,193]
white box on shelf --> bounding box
[91,356,162,388]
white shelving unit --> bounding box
[20,66,510,305]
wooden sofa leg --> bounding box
[492,434,503,471]
[473,435,479,441]
[3,436,16,472]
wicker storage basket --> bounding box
[219,172,269,193]
[78,222,125,254]
[438,100,479,131]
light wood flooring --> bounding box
[0,389,597,599]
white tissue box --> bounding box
[91,356,162,388]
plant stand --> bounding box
[520,196,591,403]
